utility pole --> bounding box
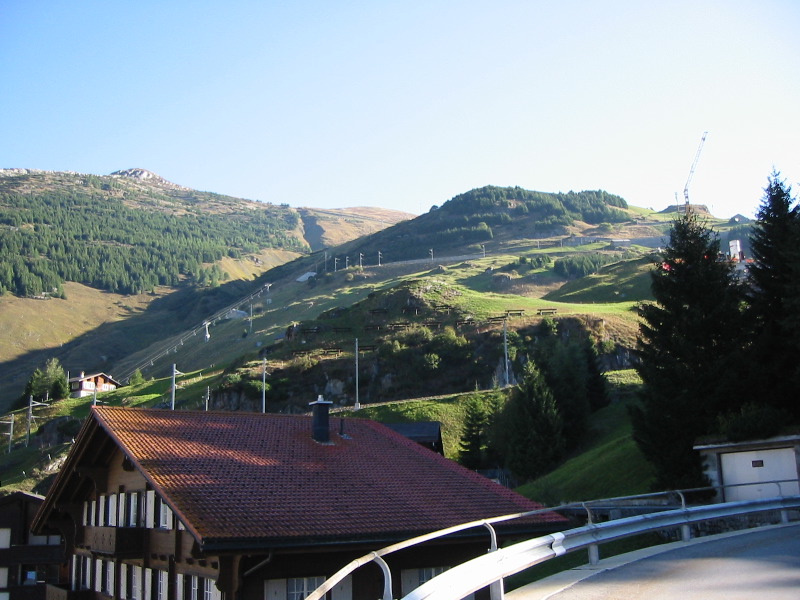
[205,386,210,411]
[354,338,360,410]
[262,358,267,414]
[1,415,14,454]
[171,364,183,410]
[26,396,48,447]
[334,257,339,272]
[378,251,382,266]
[359,253,363,268]
[503,319,510,387]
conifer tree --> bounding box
[746,172,800,419]
[631,212,745,489]
[459,398,488,469]
[501,361,564,481]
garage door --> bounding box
[721,447,800,501]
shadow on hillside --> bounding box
[0,277,273,412]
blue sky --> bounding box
[2,1,798,218]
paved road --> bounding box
[509,523,800,600]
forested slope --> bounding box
[0,169,307,297]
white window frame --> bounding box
[157,570,168,600]
[287,577,325,600]
[190,575,199,600]
[159,499,173,530]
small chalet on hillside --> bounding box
[33,404,565,600]
[68,373,122,399]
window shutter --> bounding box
[145,491,155,529]
[118,493,127,526]
[94,560,102,592]
[120,564,127,600]
[400,570,419,597]
[264,579,287,600]
[144,569,152,600]
[108,562,115,595]
[109,495,118,527]
[331,575,352,600]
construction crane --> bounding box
[683,131,708,212]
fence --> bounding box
[306,483,800,600]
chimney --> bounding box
[309,395,333,444]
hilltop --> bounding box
[0,172,749,411]
[0,168,411,408]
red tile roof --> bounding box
[89,407,562,549]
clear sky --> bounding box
[2,1,798,218]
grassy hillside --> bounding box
[0,366,651,504]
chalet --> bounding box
[68,373,122,399]
[33,404,565,600]
[0,491,65,600]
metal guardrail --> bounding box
[405,495,800,600]
[306,483,800,600]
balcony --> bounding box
[82,527,145,557]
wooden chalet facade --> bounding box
[0,492,66,600]
[33,406,564,600]
[68,374,122,399]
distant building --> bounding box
[295,271,316,283]
[0,491,66,600]
[695,434,800,502]
[384,422,444,454]
[34,406,565,600]
[68,373,122,399]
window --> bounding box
[159,498,172,529]
[189,575,199,600]
[401,567,451,598]
[203,579,214,600]
[128,492,140,527]
[0,529,10,549]
[287,577,325,600]
[79,555,92,589]
[418,567,447,585]
[104,560,115,595]
[157,571,168,600]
